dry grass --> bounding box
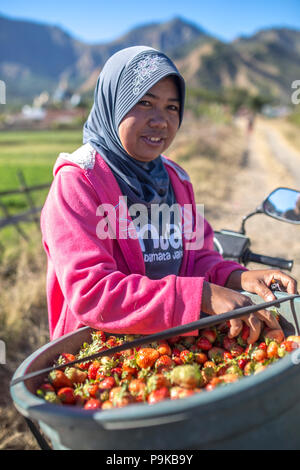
[168,113,246,218]
[0,228,49,450]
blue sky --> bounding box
[0,0,299,44]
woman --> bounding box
[41,46,297,342]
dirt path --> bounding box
[210,116,300,283]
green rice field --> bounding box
[0,129,82,245]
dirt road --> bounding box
[210,116,300,283]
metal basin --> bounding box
[10,292,300,450]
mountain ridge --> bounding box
[0,13,299,104]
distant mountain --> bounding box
[0,13,299,104]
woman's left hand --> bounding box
[226,269,298,302]
[225,269,298,343]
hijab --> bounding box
[83,46,185,206]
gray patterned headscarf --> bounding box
[83,46,185,204]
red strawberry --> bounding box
[60,353,76,364]
[179,349,194,364]
[98,376,116,391]
[196,336,212,351]
[155,355,174,372]
[88,361,101,380]
[238,358,249,370]
[157,341,172,356]
[57,387,76,405]
[84,398,102,410]
[201,329,216,344]
[241,324,250,342]
[94,330,106,342]
[111,367,123,377]
[223,351,233,361]
[223,336,236,351]
[147,387,170,404]
[136,348,160,369]
[194,352,208,364]
[48,370,73,389]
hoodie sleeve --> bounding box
[41,166,205,336]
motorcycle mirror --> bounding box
[261,187,300,224]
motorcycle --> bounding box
[213,187,300,271]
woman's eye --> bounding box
[168,105,179,112]
[138,100,151,107]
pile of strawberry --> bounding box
[36,322,300,410]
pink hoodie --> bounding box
[41,144,245,340]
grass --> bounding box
[0,129,82,245]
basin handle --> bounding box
[97,411,189,430]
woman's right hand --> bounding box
[201,281,282,344]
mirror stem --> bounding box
[239,210,263,234]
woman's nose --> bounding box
[148,110,167,128]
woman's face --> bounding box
[118,76,180,162]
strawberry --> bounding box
[60,353,76,364]
[281,340,299,352]
[156,341,172,356]
[238,358,249,370]
[84,398,102,410]
[230,344,244,358]
[196,336,212,351]
[136,348,160,369]
[111,367,123,377]
[252,348,267,362]
[48,370,73,389]
[128,379,146,402]
[208,347,225,363]
[201,329,216,344]
[57,387,76,405]
[223,336,236,351]
[86,383,100,398]
[223,351,233,361]
[170,386,195,400]
[194,352,208,365]
[147,373,171,393]
[98,376,116,391]
[122,355,139,376]
[241,324,250,342]
[109,387,132,408]
[88,361,101,380]
[94,330,106,342]
[179,349,194,364]
[155,355,174,372]
[147,387,170,404]
[101,400,113,410]
[106,336,118,348]
[65,367,87,384]
[267,341,279,359]
[170,364,203,389]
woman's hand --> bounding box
[201,280,283,344]
[226,269,298,301]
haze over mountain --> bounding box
[0,13,299,104]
